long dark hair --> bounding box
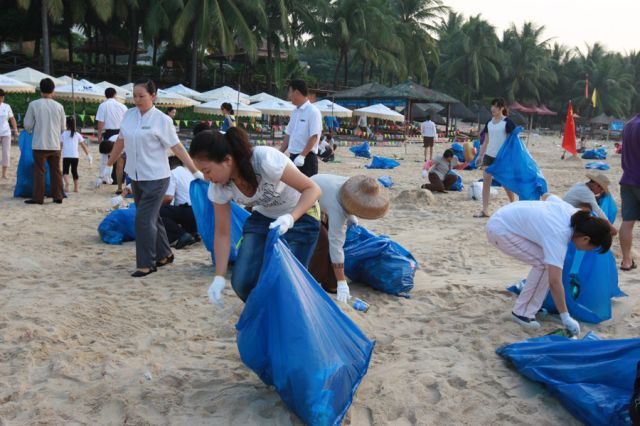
[221,102,234,115]
[66,116,76,137]
[491,97,508,116]
[570,210,612,253]
[189,127,258,192]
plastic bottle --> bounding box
[352,298,369,313]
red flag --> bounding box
[562,101,576,155]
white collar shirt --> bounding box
[166,166,194,205]
[96,98,128,130]
[119,106,180,181]
[285,100,323,154]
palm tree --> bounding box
[16,0,63,74]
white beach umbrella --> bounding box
[0,75,36,93]
[200,86,250,104]
[57,75,87,86]
[249,92,282,104]
[55,80,124,103]
[96,81,131,97]
[120,82,134,92]
[4,67,65,87]
[126,89,200,108]
[313,99,353,118]
[354,103,405,122]
[252,99,295,116]
[194,99,261,117]
[164,84,206,101]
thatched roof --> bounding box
[381,81,459,104]
[590,113,614,125]
[332,82,390,99]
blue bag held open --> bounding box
[98,205,137,244]
[14,130,52,198]
[343,224,417,297]
[497,332,640,426]
[365,156,400,169]
[349,142,371,159]
[447,170,463,191]
[236,229,375,426]
[486,127,547,200]
[189,179,250,264]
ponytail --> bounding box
[570,210,612,253]
[66,116,76,137]
[221,102,235,115]
[189,127,258,192]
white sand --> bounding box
[1,135,639,425]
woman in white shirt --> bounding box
[189,127,321,305]
[486,194,612,335]
[60,116,91,192]
[0,89,19,179]
[108,79,204,277]
[475,98,517,218]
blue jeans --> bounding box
[231,211,320,302]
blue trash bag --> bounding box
[98,206,137,244]
[349,142,371,159]
[365,156,400,169]
[465,140,482,170]
[585,162,610,170]
[496,332,640,426]
[486,127,547,200]
[378,176,393,188]
[236,229,375,426]
[600,192,618,224]
[343,224,417,297]
[582,148,607,160]
[447,171,463,191]
[189,179,250,263]
[451,143,465,162]
[13,130,52,198]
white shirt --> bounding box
[208,146,300,219]
[96,98,128,130]
[285,100,322,154]
[119,106,180,181]
[488,195,578,268]
[485,118,514,157]
[421,120,436,138]
[23,98,66,150]
[166,166,194,206]
[0,103,14,137]
[60,130,85,158]
[318,139,332,155]
[563,182,606,220]
[311,174,350,264]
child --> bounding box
[61,116,91,192]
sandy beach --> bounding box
[0,134,638,425]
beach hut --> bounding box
[96,81,131,97]
[164,84,206,101]
[0,75,35,93]
[249,92,282,104]
[3,67,65,87]
[313,99,353,118]
[194,99,261,117]
[252,99,295,116]
[126,89,199,108]
[200,86,250,104]
[353,103,404,122]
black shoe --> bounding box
[175,233,197,249]
[24,199,43,205]
[131,267,157,277]
[115,189,123,195]
[156,253,175,267]
[53,199,63,204]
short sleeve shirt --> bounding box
[208,146,300,219]
[285,101,323,154]
[430,155,458,180]
[483,117,515,157]
[420,120,436,137]
[166,166,194,206]
[60,130,85,158]
[0,103,14,137]
[96,98,128,130]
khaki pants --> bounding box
[33,149,63,203]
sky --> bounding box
[443,0,638,53]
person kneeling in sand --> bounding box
[485,194,612,334]
[310,174,390,303]
[421,149,465,193]
[563,172,618,234]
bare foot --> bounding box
[74,188,79,193]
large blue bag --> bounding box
[582,148,607,160]
[365,156,400,169]
[451,143,465,162]
[189,179,250,263]
[98,206,137,244]
[349,142,371,159]
[464,140,482,170]
[13,130,52,198]
[496,332,639,426]
[343,225,417,297]
[447,170,463,191]
[600,192,618,224]
[486,127,547,200]
[236,229,375,426]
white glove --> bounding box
[193,170,205,180]
[94,177,103,188]
[347,215,359,227]
[208,276,226,306]
[293,155,306,167]
[336,280,351,303]
[269,213,295,235]
[86,154,93,164]
[560,312,580,336]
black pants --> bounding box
[290,152,318,177]
[160,204,197,243]
[62,158,79,180]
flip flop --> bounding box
[621,260,637,271]
[473,211,490,218]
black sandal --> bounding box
[156,254,175,267]
[621,260,637,272]
[131,267,157,277]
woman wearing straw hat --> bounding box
[310,174,390,303]
[563,173,618,231]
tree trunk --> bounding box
[127,10,139,82]
[219,59,224,85]
[34,37,41,64]
[42,0,51,74]
[191,30,198,89]
[152,38,158,67]
[369,61,374,81]
[343,51,348,87]
[67,30,74,64]
[333,50,343,90]
[266,33,273,93]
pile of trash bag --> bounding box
[349,142,371,159]
[585,162,610,170]
[98,205,136,244]
[365,156,400,169]
[14,130,52,198]
[581,148,607,160]
[447,171,463,191]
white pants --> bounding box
[0,136,10,167]
[486,221,550,318]
[99,154,113,184]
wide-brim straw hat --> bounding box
[339,175,390,219]
[586,172,610,193]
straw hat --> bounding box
[586,172,610,193]
[339,175,390,219]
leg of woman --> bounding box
[1,136,10,178]
[154,179,172,263]
[71,158,79,192]
[283,214,321,268]
[504,187,516,203]
[62,158,70,193]
[132,179,169,270]
[481,172,493,215]
[231,212,270,302]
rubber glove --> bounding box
[208,276,226,306]
[86,154,93,164]
[336,280,351,303]
[269,214,294,235]
[193,170,205,180]
[347,215,359,227]
[560,312,580,336]
[293,155,306,167]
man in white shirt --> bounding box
[96,87,128,192]
[160,156,198,249]
[280,79,322,177]
[421,114,437,162]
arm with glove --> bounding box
[207,202,232,306]
[268,164,321,235]
[328,213,355,304]
[548,266,581,336]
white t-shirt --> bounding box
[60,130,85,158]
[563,182,606,220]
[429,155,459,180]
[485,117,515,157]
[318,139,332,154]
[285,100,323,154]
[207,146,300,219]
[0,103,14,137]
[421,120,436,137]
[166,166,194,206]
[311,174,350,264]
[488,195,578,268]
[96,98,128,130]
[119,106,180,181]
